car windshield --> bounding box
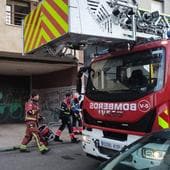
[89,48,165,94]
[101,134,170,170]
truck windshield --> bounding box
[87,48,165,101]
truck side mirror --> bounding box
[76,67,89,94]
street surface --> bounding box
[0,142,101,170]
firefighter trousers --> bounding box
[72,113,82,127]
[21,121,48,152]
[58,115,72,133]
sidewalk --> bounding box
[0,123,79,150]
[0,124,25,148]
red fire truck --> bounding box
[76,1,170,159]
[80,39,170,159]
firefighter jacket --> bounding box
[61,99,71,116]
[25,100,40,122]
[71,98,80,114]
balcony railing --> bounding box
[6,11,28,26]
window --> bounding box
[151,0,164,13]
[87,48,165,102]
[6,5,12,24]
[6,0,30,25]
[90,48,165,93]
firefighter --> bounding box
[71,93,83,134]
[54,93,79,143]
[20,92,49,154]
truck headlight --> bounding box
[82,135,91,144]
[142,148,166,160]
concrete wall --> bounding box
[32,67,77,122]
[0,0,39,53]
[164,1,170,15]
[137,0,152,10]
[32,67,77,89]
[0,0,22,53]
[138,0,170,15]
[0,75,30,123]
[34,85,76,122]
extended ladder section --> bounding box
[23,0,170,56]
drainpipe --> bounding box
[22,19,24,56]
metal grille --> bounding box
[6,1,30,26]
[98,146,119,157]
[83,109,156,133]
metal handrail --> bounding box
[6,11,28,25]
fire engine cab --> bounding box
[75,0,170,160]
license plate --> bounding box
[101,140,112,149]
[100,140,123,151]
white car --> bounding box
[98,129,170,170]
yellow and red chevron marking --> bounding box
[158,109,170,129]
[24,0,69,53]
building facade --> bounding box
[0,0,169,123]
[0,0,78,123]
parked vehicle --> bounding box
[98,129,170,170]
[77,0,170,159]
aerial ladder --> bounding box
[23,0,170,57]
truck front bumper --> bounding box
[82,128,141,160]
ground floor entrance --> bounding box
[0,52,77,123]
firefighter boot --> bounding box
[39,145,50,154]
[73,127,77,134]
[54,130,63,142]
[71,137,80,143]
[54,135,63,142]
[78,127,83,135]
[70,133,80,143]
[20,144,30,153]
